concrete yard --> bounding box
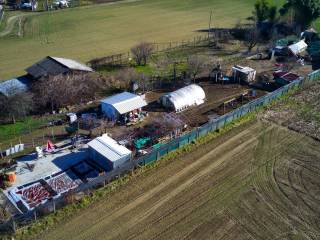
[8,147,88,188]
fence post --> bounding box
[34,210,37,221]
[11,217,16,233]
[52,200,56,213]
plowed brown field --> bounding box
[39,120,320,240]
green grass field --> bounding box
[0,0,282,80]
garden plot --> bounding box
[8,170,84,211]
[262,80,320,140]
[45,171,82,195]
[10,182,53,210]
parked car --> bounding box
[54,0,69,9]
[48,119,64,126]
[20,0,37,10]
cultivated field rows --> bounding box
[40,120,320,240]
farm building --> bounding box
[160,84,205,112]
[25,56,93,79]
[232,65,256,83]
[273,71,300,86]
[288,40,308,56]
[88,134,132,171]
[101,92,147,121]
[0,76,30,97]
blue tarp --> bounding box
[0,77,30,96]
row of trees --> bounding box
[252,0,320,30]
[0,91,33,124]
[242,0,320,53]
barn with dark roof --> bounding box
[25,56,93,79]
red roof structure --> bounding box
[273,71,300,82]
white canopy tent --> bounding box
[160,84,206,112]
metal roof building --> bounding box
[101,92,147,120]
[232,65,256,83]
[0,77,30,97]
[160,84,206,112]
[88,134,132,171]
[26,56,93,79]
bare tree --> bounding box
[32,73,101,112]
[187,55,206,82]
[0,91,34,124]
[116,68,139,90]
[131,42,154,66]
[244,27,259,53]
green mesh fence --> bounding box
[137,70,320,167]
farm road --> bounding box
[41,121,320,240]
[0,14,27,37]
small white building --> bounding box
[88,134,132,171]
[101,92,147,121]
[232,65,256,83]
[160,84,206,112]
[288,40,308,56]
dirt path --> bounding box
[39,121,320,240]
[0,0,142,38]
[0,14,26,37]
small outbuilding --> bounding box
[26,56,93,79]
[88,134,132,171]
[288,40,308,56]
[232,65,256,83]
[101,92,147,121]
[160,84,205,112]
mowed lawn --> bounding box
[0,0,281,80]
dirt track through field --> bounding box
[41,121,320,240]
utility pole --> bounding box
[208,10,213,40]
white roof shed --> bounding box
[288,40,308,55]
[232,65,256,82]
[101,92,147,119]
[101,92,147,114]
[161,84,206,112]
[88,134,132,170]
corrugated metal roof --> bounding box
[88,134,131,162]
[0,77,29,96]
[51,57,93,72]
[25,56,93,79]
[288,40,308,55]
[232,65,256,74]
[101,92,147,114]
[163,84,206,112]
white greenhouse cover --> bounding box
[165,84,205,112]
